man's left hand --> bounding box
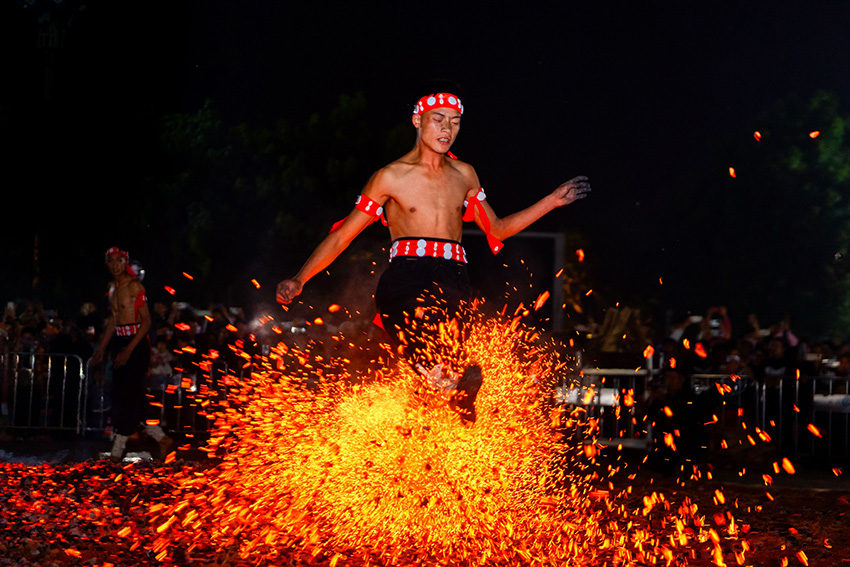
[114,348,132,368]
[552,176,591,207]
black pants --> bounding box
[374,253,473,372]
[109,335,150,436]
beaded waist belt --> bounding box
[115,323,140,337]
[389,238,467,263]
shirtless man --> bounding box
[276,89,590,422]
[92,247,173,461]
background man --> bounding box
[92,247,174,460]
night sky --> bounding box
[3,0,849,330]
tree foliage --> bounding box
[139,94,410,305]
[662,91,850,337]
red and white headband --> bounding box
[105,246,129,261]
[412,93,464,115]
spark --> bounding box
[806,424,822,438]
[781,458,796,475]
[809,131,820,139]
[729,167,737,178]
[533,290,550,311]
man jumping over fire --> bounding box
[277,84,590,423]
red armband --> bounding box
[462,188,503,254]
[330,194,388,233]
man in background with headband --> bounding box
[93,247,174,461]
[277,86,590,423]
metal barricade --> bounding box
[556,368,653,451]
[0,351,86,434]
[787,375,850,459]
[556,369,761,454]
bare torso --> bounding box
[110,277,144,326]
[368,150,477,242]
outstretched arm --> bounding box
[276,213,373,303]
[470,175,591,241]
[277,173,390,304]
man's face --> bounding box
[414,107,461,153]
[106,253,127,278]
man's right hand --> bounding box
[276,279,303,304]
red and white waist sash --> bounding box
[389,239,467,263]
[115,323,140,337]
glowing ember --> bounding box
[782,458,796,475]
[728,166,737,178]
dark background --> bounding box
[2,0,849,337]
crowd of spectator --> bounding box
[6,299,850,385]
[0,297,387,394]
[583,305,850,383]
